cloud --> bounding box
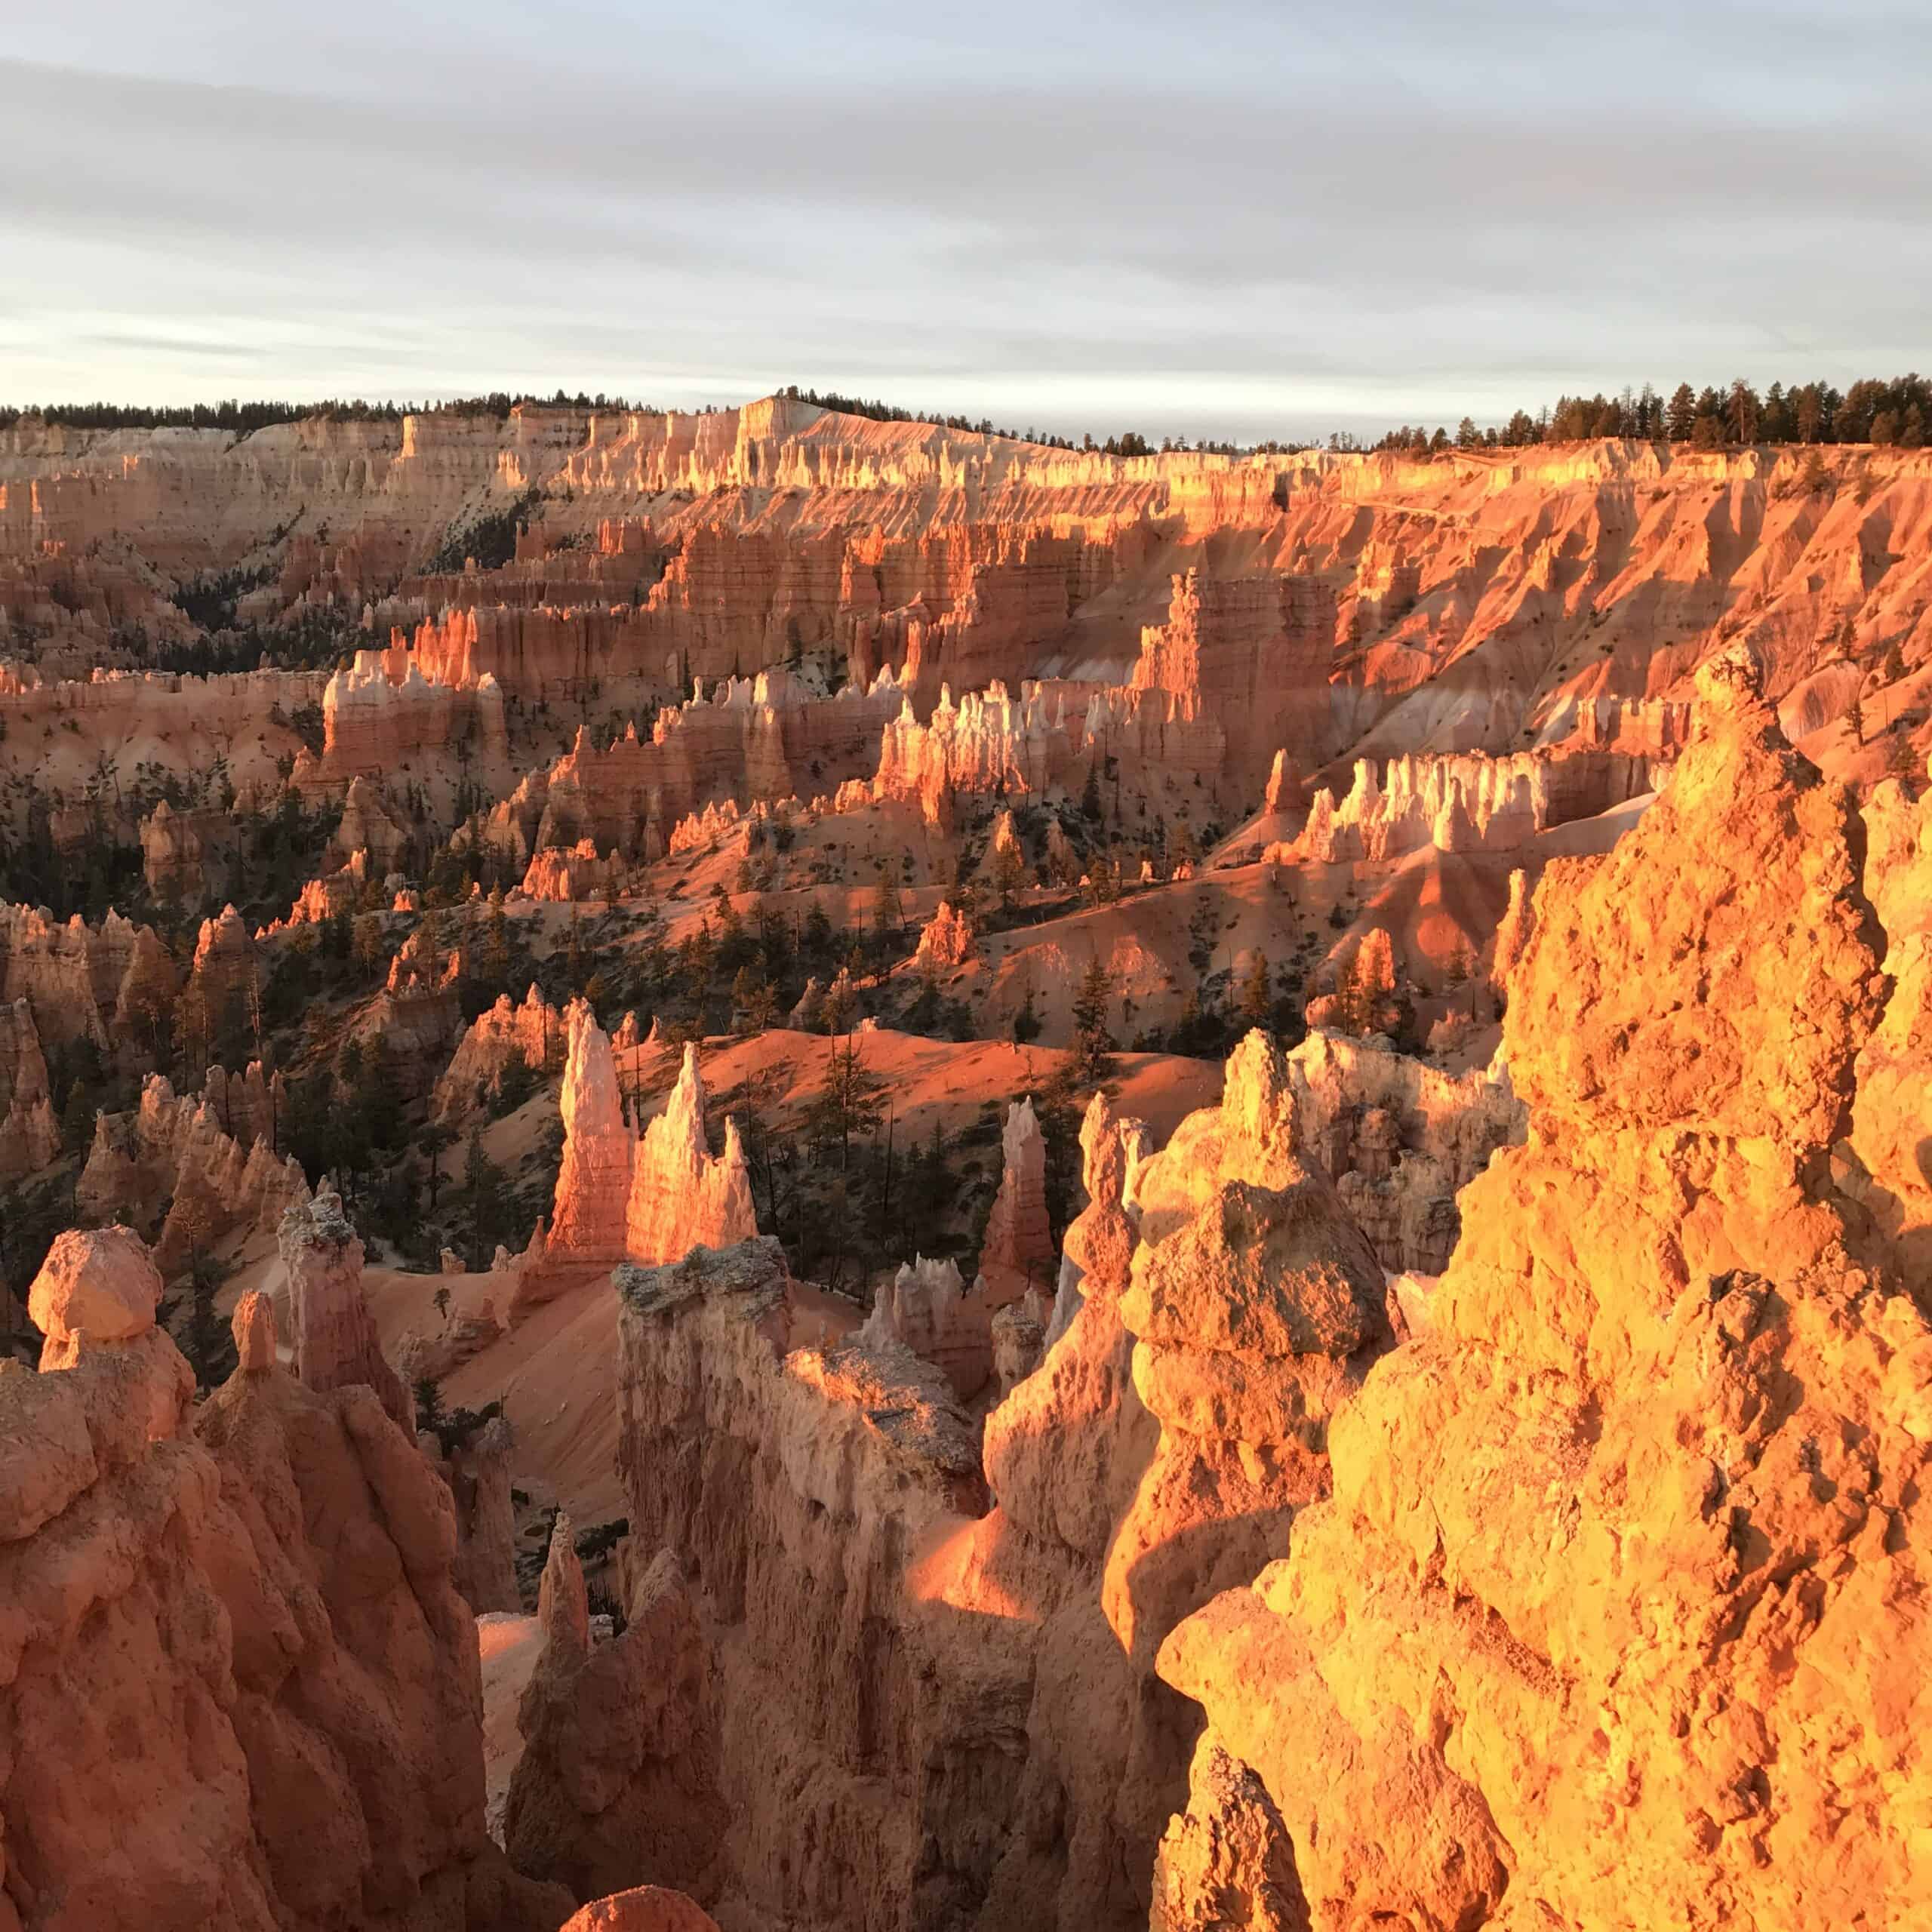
[2,1,1928,440]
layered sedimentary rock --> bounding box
[556,1890,721,1932]
[140,798,238,903]
[1129,569,1334,791]
[11,411,1932,804]
[913,898,975,970]
[0,1254,567,1932]
[544,1004,634,1278]
[0,995,57,1180]
[358,925,466,1090]
[1156,645,1931,1932]
[277,1181,412,1432]
[624,1044,755,1266]
[1047,1090,1153,1343]
[1281,744,1660,866]
[76,1066,306,1274]
[432,984,564,1124]
[872,682,1065,825]
[978,1097,1056,1299]
[587,1044,1390,1932]
[26,1223,166,1369]
[858,1254,996,1400]
[521,838,619,902]
[479,669,901,866]
[1277,1026,1526,1274]
[866,671,1229,827]
[0,904,176,1051]
[1104,1032,1394,1669]
[503,1518,728,1905]
[1843,759,1932,1275]
[611,1237,995,1931]
[424,1412,521,1617]
[331,774,417,875]
[1303,924,1401,1037]
[183,903,257,1039]
[523,1017,755,1312]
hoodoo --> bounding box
[8,309,1932,1931]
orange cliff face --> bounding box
[516,1010,755,1312]
[0,1232,570,1932]
[11,392,1932,1932]
[1154,645,1932,1931]
[11,411,1932,795]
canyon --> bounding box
[4,394,1932,1932]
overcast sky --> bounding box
[2,1,1927,442]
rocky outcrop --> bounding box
[1844,759,1932,1275]
[520,838,618,902]
[432,984,564,1124]
[0,1253,568,1932]
[140,798,237,903]
[358,925,465,1091]
[1105,1032,1394,1670]
[611,1236,992,1931]
[522,1020,755,1313]
[0,903,176,1052]
[1278,746,1657,867]
[558,1888,721,1932]
[26,1223,165,1369]
[277,1181,412,1432]
[1046,1089,1152,1344]
[474,668,901,865]
[1303,924,1401,1038]
[185,903,257,1033]
[913,898,975,970]
[858,1254,995,1401]
[1490,863,1534,990]
[1276,1027,1526,1274]
[624,1045,755,1266]
[990,1292,1049,1396]
[77,1066,306,1275]
[423,1412,521,1617]
[979,1097,1056,1299]
[305,645,508,788]
[540,1004,633,1282]
[331,774,416,875]
[0,995,56,1182]
[1156,645,1928,1932]
[503,1518,728,1906]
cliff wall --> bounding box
[1155,645,1932,1930]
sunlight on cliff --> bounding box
[906,1515,1037,1622]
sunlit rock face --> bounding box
[0,1260,569,1932]
[610,1237,995,1930]
[524,1014,755,1314]
[278,1179,413,1432]
[1156,647,1932,1932]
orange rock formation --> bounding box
[0,1243,568,1932]
[1156,645,1932,1930]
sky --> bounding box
[2,0,1927,444]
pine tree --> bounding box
[1071,955,1115,1081]
[1238,951,1272,1029]
[414,1374,447,1434]
[808,1035,886,1172]
[183,1248,235,1392]
[992,835,1028,909]
[1847,691,1866,744]
[1666,383,1697,441]
[1080,765,1103,823]
[1729,379,1761,445]
[872,860,903,938]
